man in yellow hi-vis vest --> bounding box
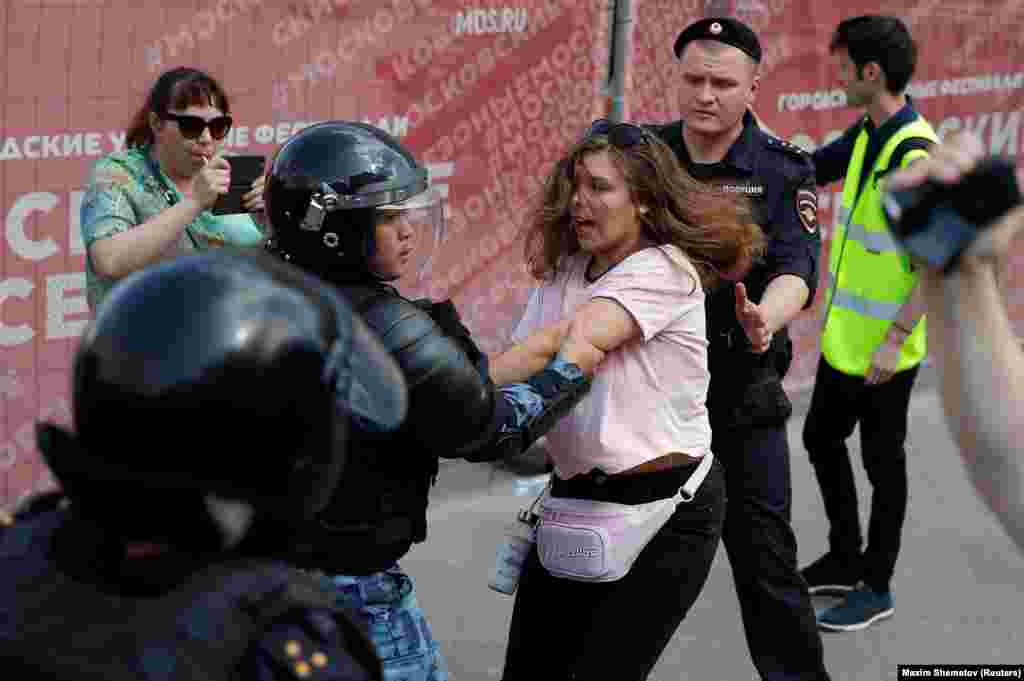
[800,15,937,633]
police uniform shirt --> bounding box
[652,110,821,356]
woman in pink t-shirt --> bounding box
[492,120,765,681]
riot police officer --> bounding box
[0,250,409,680]
[262,120,591,681]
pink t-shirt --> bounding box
[512,245,711,479]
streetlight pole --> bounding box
[606,0,634,123]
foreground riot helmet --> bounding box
[264,121,441,278]
[37,251,407,532]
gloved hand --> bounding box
[494,357,590,456]
[526,357,585,398]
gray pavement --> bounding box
[401,366,1024,680]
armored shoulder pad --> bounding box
[358,295,468,394]
[358,293,497,453]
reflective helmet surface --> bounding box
[42,250,407,519]
[265,121,431,268]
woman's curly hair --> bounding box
[523,128,766,290]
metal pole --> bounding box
[606,0,634,123]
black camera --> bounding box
[882,157,1021,273]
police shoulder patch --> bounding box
[796,187,819,234]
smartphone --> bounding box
[212,155,266,215]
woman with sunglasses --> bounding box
[491,120,765,681]
[81,66,266,311]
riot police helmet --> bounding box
[36,250,408,525]
[264,120,441,278]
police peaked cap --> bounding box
[673,17,762,63]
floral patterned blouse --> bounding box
[80,145,265,310]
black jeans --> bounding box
[802,357,920,594]
[501,459,726,681]
[712,422,830,681]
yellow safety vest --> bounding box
[822,116,938,377]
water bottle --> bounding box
[513,473,551,497]
[488,509,537,595]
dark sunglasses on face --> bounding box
[161,112,233,141]
[584,119,652,147]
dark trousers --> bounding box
[712,423,830,681]
[802,357,919,594]
[501,459,726,681]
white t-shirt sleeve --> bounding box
[511,285,545,344]
[590,246,702,342]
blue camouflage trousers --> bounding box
[329,565,449,681]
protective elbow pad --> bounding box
[491,358,591,459]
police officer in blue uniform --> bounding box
[650,17,830,681]
[0,250,408,681]
[262,121,591,681]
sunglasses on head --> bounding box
[583,119,652,148]
[161,112,233,141]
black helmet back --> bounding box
[37,250,407,523]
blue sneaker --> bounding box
[818,584,894,632]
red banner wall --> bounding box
[2,0,1022,510]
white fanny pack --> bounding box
[535,453,714,583]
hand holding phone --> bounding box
[212,155,266,215]
[193,155,231,210]
[242,175,267,213]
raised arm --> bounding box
[922,253,1024,551]
[489,319,571,386]
[89,199,206,278]
[557,298,642,375]
[492,294,642,384]
[885,131,1024,551]
[86,155,229,279]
